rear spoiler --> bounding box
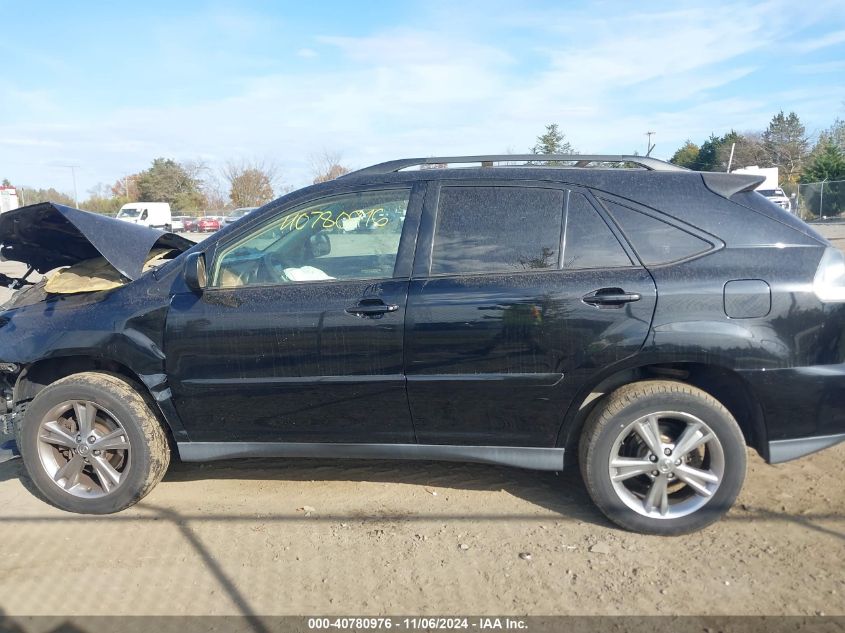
[700,172,765,199]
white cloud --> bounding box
[2,1,844,195]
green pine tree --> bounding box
[762,111,809,185]
[531,124,574,165]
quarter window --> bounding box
[430,186,564,275]
[601,199,712,266]
[562,193,632,269]
[212,189,410,287]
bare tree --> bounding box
[310,150,351,184]
[716,131,768,170]
[200,171,229,211]
[182,158,217,212]
[223,159,279,208]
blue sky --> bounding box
[2,0,844,197]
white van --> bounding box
[116,202,172,230]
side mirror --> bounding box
[308,232,331,258]
[184,252,207,293]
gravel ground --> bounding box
[0,447,843,616]
[0,226,843,617]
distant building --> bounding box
[732,166,791,211]
[0,185,19,213]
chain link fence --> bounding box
[797,180,845,221]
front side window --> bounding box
[430,186,564,275]
[211,189,410,288]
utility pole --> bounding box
[645,131,656,157]
[726,142,736,172]
[58,164,80,207]
[820,178,828,220]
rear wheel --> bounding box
[18,372,170,514]
[580,380,746,535]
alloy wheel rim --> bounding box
[36,400,131,498]
[608,411,724,519]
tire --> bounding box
[579,380,746,535]
[17,372,170,514]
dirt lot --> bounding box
[0,227,843,617]
[1,448,844,616]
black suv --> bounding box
[2,154,844,534]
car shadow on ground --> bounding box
[0,452,609,525]
[4,454,845,539]
[4,455,845,541]
[163,455,609,524]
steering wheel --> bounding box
[262,251,295,283]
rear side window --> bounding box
[563,193,632,269]
[601,200,712,265]
[431,186,564,275]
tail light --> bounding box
[813,247,845,302]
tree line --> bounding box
[531,115,845,215]
[7,151,351,216]
[6,116,844,216]
[668,110,845,195]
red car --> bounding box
[182,217,199,232]
[198,217,221,232]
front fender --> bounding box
[0,277,188,440]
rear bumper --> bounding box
[740,364,845,463]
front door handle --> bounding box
[345,299,399,317]
[582,288,642,308]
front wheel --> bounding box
[579,380,746,535]
[18,372,171,514]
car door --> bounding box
[164,183,424,443]
[405,182,657,447]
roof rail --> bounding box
[345,154,686,177]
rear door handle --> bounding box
[582,288,642,308]
[345,299,399,317]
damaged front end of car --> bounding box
[0,361,20,462]
[0,201,193,297]
[0,202,194,462]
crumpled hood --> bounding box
[0,202,193,280]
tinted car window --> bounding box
[563,193,632,269]
[431,186,564,275]
[601,199,711,265]
[212,189,409,287]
